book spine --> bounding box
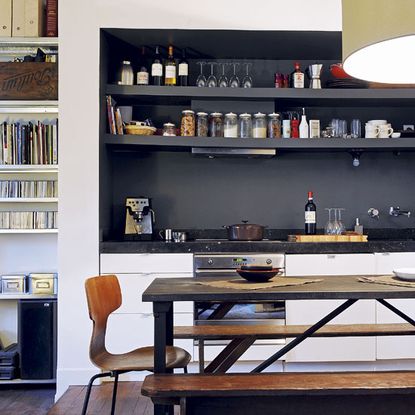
[46,0,58,37]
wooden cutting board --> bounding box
[290,234,368,243]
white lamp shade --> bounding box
[342,0,415,84]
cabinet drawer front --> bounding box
[375,252,415,274]
[100,253,193,273]
[102,273,193,314]
[285,254,375,276]
[106,312,194,359]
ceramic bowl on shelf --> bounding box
[236,266,281,282]
[393,268,415,281]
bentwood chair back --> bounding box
[82,275,190,415]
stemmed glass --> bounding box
[196,62,207,87]
[325,208,335,235]
[218,63,229,88]
[206,62,218,87]
[229,62,240,88]
[332,208,341,235]
[337,208,346,234]
[242,63,253,88]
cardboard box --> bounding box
[0,62,58,100]
[0,0,12,37]
[12,0,44,37]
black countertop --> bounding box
[100,239,415,255]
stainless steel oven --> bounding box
[193,253,286,346]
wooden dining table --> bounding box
[142,274,415,415]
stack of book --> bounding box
[0,180,57,198]
[0,120,58,165]
[106,95,124,135]
[0,211,57,229]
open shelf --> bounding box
[0,165,58,173]
[0,37,58,47]
[0,294,57,300]
[106,85,415,106]
[0,198,58,203]
[0,378,56,385]
[0,229,58,234]
[104,134,415,152]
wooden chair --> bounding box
[82,275,191,415]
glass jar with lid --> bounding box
[239,113,252,138]
[196,112,208,137]
[253,112,267,138]
[117,60,134,85]
[268,113,281,138]
[224,113,238,138]
[163,122,176,136]
[209,112,224,137]
[180,110,195,136]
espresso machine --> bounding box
[124,197,155,240]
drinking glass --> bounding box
[242,63,253,88]
[324,208,335,235]
[196,62,207,87]
[339,120,348,138]
[206,62,218,87]
[332,208,341,234]
[229,62,240,88]
[218,63,229,88]
[337,208,346,233]
[350,119,361,138]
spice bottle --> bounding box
[196,112,208,137]
[117,60,134,85]
[209,112,224,137]
[180,110,195,136]
[224,113,238,138]
[253,113,267,138]
[268,113,281,138]
[163,123,176,136]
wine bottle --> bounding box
[290,62,304,88]
[178,48,188,86]
[151,46,163,86]
[305,191,316,235]
[136,46,149,85]
[164,45,176,86]
[299,107,309,138]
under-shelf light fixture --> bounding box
[342,0,415,84]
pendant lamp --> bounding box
[342,0,415,84]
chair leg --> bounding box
[81,372,111,415]
[110,371,119,415]
[183,366,188,373]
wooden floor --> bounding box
[0,382,153,415]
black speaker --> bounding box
[18,299,57,380]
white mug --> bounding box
[378,124,394,138]
[367,119,387,126]
[365,124,379,138]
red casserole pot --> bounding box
[224,221,267,241]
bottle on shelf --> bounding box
[164,45,176,86]
[291,113,299,138]
[136,46,149,85]
[305,191,317,235]
[299,107,309,138]
[151,46,163,86]
[290,62,304,88]
[178,48,189,86]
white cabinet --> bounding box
[375,252,415,360]
[285,253,376,362]
[100,253,194,358]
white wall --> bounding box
[58,0,342,399]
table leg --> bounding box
[251,299,358,373]
[153,301,174,415]
[377,299,415,326]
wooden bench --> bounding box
[174,323,415,372]
[142,371,415,415]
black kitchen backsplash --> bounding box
[107,150,415,238]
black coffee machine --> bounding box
[124,197,154,240]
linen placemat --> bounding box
[197,277,323,291]
[358,275,415,288]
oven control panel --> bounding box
[194,253,285,272]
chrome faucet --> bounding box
[368,208,380,219]
[389,206,411,217]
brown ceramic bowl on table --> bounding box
[236,266,282,282]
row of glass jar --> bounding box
[174,110,282,138]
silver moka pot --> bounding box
[308,64,323,89]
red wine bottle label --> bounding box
[305,211,316,223]
[178,63,188,76]
[151,63,162,77]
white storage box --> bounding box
[1,275,26,294]
[28,273,57,295]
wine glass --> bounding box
[337,208,346,233]
[229,62,240,88]
[242,63,253,88]
[325,208,334,235]
[332,208,341,235]
[196,62,207,87]
[206,62,217,87]
[218,63,229,88]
